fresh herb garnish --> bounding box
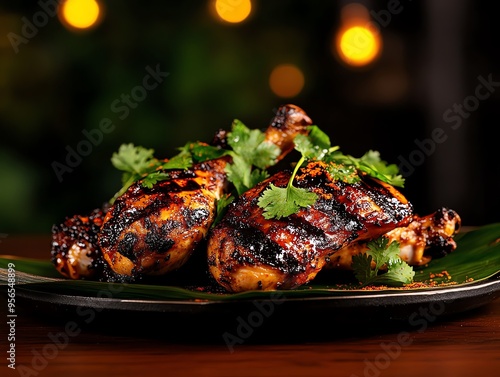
[109,122,405,222]
[352,236,415,287]
[257,129,332,219]
[108,120,280,207]
[224,119,281,195]
[325,150,405,188]
[110,144,190,204]
[177,141,227,163]
[257,125,338,219]
[257,124,406,220]
[213,194,235,228]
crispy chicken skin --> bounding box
[98,158,229,277]
[51,104,314,280]
[207,161,414,292]
[51,208,106,280]
[325,207,461,270]
[264,104,312,162]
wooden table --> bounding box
[1,235,499,377]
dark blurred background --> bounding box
[0,0,499,234]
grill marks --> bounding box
[98,158,227,277]
[51,104,316,282]
[208,161,414,292]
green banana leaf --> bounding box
[1,223,499,302]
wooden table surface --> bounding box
[1,235,500,377]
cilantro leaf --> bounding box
[225,120,280,195]
[351,253,375,284]
[110,143,196,204]
[365,236,401,272]
[374,260,416,286]
[257,125,335,220]
[326,163,360,184]
[294,125,332,159]
[225,154,268,195]
[257,153,318,219]
[325,150,405,188]
[227,119,280,169]
[141,171,170,189]
[212,194,235,228]
[177,141,227,163]
[352,236,415,287]
[257,182,317,219]
[111,144,157,179]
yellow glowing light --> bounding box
[59,0,102,30]
[269,64,305,98]
[214,0,252,23]
[336,25,381,67]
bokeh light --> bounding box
[269,64,305,98]
[59,0,102,31]
[213,0,252,23]
[334,3,382,67]
[336,25,381,67]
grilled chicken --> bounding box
[98,105,312,279]
[98,158,229,277]
[207,160,414,292]
[51,207,107,280]
[51,104,313,280]
[324,207,461,270]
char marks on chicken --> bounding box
[51,104,313,281]
[324,207,461,270]
[98,158,229,278]
[50,104,463,292]
[51,207,107,280]
[208,160,414,292]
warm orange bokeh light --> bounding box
[214,0,252,23]
[59,0,102,31]
[336,25,381,67]
[269,64,305,98]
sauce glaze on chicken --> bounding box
[207,161,414,292]
[51,104,313,281]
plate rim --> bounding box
[13,272,500,315]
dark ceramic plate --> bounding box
[1,223,500,330]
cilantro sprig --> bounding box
[109,121,406,223]
[108,119,280,206]
[224,119,281,195]
[325,150,405,188]
[351,236,415,287]
[109,144,188,204]
[257,125,338,219]
[109,141,228,204]
[257,124,406,220]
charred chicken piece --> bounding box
[264,104,313,162]
[95,104,313,279]
[324,207,461,270]
[207,161,414,292]
[51,207,107,280]
[98,158,229,277]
